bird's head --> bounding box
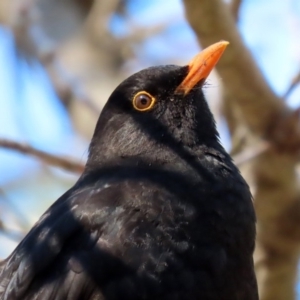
[87,41,229,168]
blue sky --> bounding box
[0,2,300,295]
[0,28,73,185]
[240,0,300,101]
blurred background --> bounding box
[0,0,300,299]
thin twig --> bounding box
[0,139,85,173]
[230,0,242,22]
[13,1,101,116]
[30,27,102,115]
[232,141,270,166]
[0,227,26,243]
[0,188,31,230]
[283,70,300,99]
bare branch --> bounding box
[221,0,243,138]
[230,0,242,22]
[182,1,300,299]
[84,0,122,39]
[34,34,101,115]
[42,49,101,115]
[0,227,26,243]
[283,69,300,99]
[0,139,85,173]
[0,189,31,230]
[233,141,270,166]
[183,0,287,138]
[10,0,102,116]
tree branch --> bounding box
[9,0,102,116]
[0,139,85,173]
[183,1,300,299]
[230,0,242,22]
[183,0,288,139]
[233,141,270,166]
[0,188,31,230]
[283,69,300,99]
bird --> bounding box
[0,41,258,300]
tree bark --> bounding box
[183,0,300,299]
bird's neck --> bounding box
[84,137,227,187]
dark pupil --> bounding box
[139,96,149,106]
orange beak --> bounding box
[175,41,229,95]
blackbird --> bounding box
[0,41,258,300]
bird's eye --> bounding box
[132,91,156,111]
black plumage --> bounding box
[0,42,258,300]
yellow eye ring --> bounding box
[132,91,156,112]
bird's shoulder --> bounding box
[0,165,256,300]
[0,177,186,299]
